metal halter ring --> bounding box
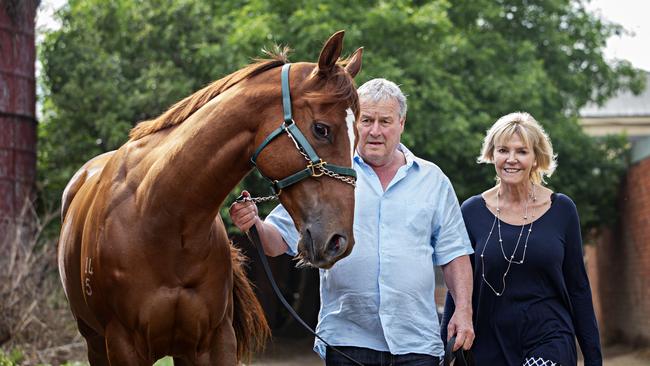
[307,160,327,177]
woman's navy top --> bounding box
[441,193,602,365]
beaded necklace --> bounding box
[480,184,536,296]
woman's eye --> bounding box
[313,123,330,139]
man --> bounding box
[230,78,474,365]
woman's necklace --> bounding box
[480,184,536,296]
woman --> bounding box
[442,112,602,365]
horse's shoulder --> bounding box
[61,151,117,220]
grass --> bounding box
[154,356,173,366]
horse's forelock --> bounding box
[304,63,360,118]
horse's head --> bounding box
[252,31,362,269]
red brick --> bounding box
[591,156,650,346]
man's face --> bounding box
[357,98,405,167]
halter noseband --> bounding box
[250,63,357,195]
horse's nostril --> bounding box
[327,234,346,255]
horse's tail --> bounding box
[230,243,270,363]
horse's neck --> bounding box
[136,92,259,226]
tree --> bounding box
[39,0,645,234]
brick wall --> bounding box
[0,1,37,238]
[588,156,650,346]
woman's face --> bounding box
[493,133,535,186]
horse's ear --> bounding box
[317,30,345,75]
[345,47,363,78]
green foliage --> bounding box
[0,349,24,366]
[39,0,646,235]
[0,347,86,366]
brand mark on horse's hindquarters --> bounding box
[84,257,94,296]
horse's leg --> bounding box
[207,319,238,366]
[77,319,110,366]
[104,320,151,366]
[172,357,192,366]
[172,326,236,366]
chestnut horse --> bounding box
[58,31,363,365]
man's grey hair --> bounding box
[357,78,407,119]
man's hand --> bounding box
[229,190,260,232]
[447,306,475,351]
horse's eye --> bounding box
[313,122,330,139]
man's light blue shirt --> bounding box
[265,144,473,359]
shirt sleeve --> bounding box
[265,204,300,256]
[432,177,474,266]
[561,196,602,365]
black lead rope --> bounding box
[244,224,365,366]
[444,336,475,366]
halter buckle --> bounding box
[307,160,327,177]
[271,180,283,196]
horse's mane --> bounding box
[128,49,289,141]
[128,48,359,141]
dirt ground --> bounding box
[579,344,650,366]
[249,338,650,366]
[61,336,650,365]
[249,337,322,366]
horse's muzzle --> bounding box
[298,228,352,269]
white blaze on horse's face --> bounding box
[345,108,355,165]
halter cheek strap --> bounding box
[240,63,364,366]
[250,63,356,195]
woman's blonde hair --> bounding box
[478,112,557,184]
